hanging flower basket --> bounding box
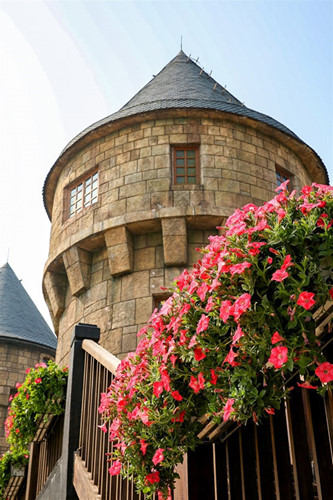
[100,182,333,499]
[5,361,68,453]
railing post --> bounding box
[25,441,41,500]
[61,323,100,500]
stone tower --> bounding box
[42,51,329,365]
[0,263,57,454]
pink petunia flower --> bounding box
[268,346,288,369]
[193,347,206,361]
[271,331,284,344]
[196,314,209,335]
[223,398,235,422]
[297,382,318,389]
[171,390,183,401]
[189,373,205,393]
[271,269,289,282]
[219,300,232,323]
[232,293,251,321]
[152,448,165,465]
[108,460,122,476]
[297,292,316,310]
[315,362,333,383]
[146,471,160,484]
[140,439,148,455]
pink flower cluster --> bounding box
[99,183,333,498]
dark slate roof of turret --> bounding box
[0,263,57,350]
[63,50,300,151]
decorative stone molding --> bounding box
[104,226,134,276]
[62,246,91,297]
[162,217,187,266]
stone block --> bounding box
[125,172,143,185]
[134,247,156,271]
[127,194,151,212]
[63,246,92,297]
[120,160,138,177]
[105,226,134,276]
[150,276,165,295]
[109,276,121,304]
[122,334,137,353]
[130,149,140,161]
[116,152,131,165]
[138,157,154,171]
[151,192,172,210]
[121,271,150,300]
[165,267,183,286]
[43,271,67,319]
[162,231,187,267]
[101,328,122,356]
[147,179,170,192]
[155,246,164,268]
[140,146,152,158]
[155,154,170,170]
[143,170,158,180]
[135,297,153,324]
[162,217,187,236]
[112,300,135,328]
[146,232,163,246]
[119,181,146,199]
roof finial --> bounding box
[180,35,182,51]
[7,248,10,263]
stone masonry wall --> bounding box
[0,340,55,454]
[44,113,314,365]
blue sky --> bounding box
[0,0,332,326]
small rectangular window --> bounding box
[276,165,291,188]
[67,171,99,219]
[173,146,199,184]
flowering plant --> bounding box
[0,450,29,499]
[99,182,333,499]
[5,361,68,452]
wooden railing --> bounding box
[16,303,332,500]
[25,413,64,499]
[73,339,155,500]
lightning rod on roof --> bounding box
[180,35,182,50]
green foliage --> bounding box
[5,361,68,452]
[0,450,29,499]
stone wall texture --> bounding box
[0,339,54,454]
[43,112,319,365]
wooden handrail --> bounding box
[82,339,121,375]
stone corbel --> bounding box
[62,246,92,297]
[162,217,187,266]
[43,271,67,320]
[105,226,134,276]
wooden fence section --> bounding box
[184,331,333,500]
[74,339,156,500]
[25,413,64,499]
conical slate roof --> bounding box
[43,50,328,218]
[0,263,57,350]
[64,50,300,150]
